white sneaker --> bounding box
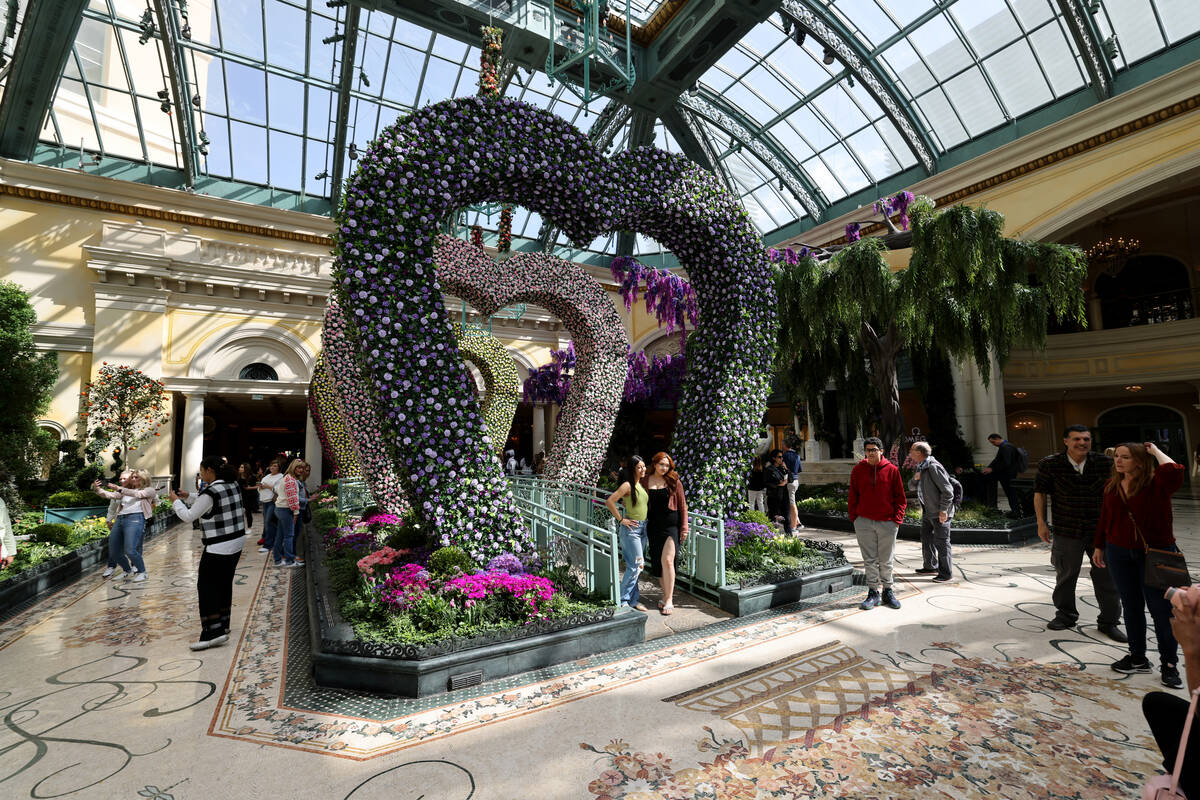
[123,570,137,580]
[189,639,213,651]
[258,547,268,553]
[101,567,115,578]
[209,634,229,647]
[132,572,147,582]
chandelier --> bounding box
[1086,236,1140,272]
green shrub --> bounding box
[796,496,847,514]
[28,523,73,546]
[45,490,103,509]
[382,524,429,551]
[0,541,71,583]
[735,509,772,525]
[794,482,848,501]
[311,505,343,535]
[73,464,105,492]
[427,546,476,578]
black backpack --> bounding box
[948,475,964,507]
[1015,446,1030,473]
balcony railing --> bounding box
[1101,287,1198,329]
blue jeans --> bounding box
[110,514,147,574]
[1106,543,1178,665]
[272,504,296,565]
[618,520,648,608]
[262,501,277,548]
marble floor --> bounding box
[1,506,1195,800]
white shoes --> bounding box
[101,567,115,578]
[132,572,147,582]
[188,633,229,651]
[258,547,268,553]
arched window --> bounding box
[238,362,279,381]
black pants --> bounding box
[1049,534,1122,627]
[1143,691,1199,798]
[197,549,242,641]
[767,488,793,534]
[986,472,1022,514]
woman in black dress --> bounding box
[644,451,689,615]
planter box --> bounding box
[717,562,855,617]
[305,537,646,698]
[43,506,109,525]
[797,512,1039,546]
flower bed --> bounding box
[715,513,854,616]
[306,506,644,696]
[795,483,1038,544]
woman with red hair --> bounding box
[1094,441,1186,689]
[643,451,688,615]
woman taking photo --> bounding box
[269,459,306,568]
[169,456,246,650]
[605,455,649,612]
[644,451,688,616]
[1094,442,1186,689]
[93,469,156,581]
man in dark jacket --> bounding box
[1034,424,1125,642]
[983,433,1024,516]
[908,441,955,582]
[764,449,793,534]
[848,437,907,610]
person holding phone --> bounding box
[1094,442,1186,688]
[170,456,246,650]
[93,469,156,581]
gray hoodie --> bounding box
[913,456,955,519]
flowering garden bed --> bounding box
[716,515,854,616]
[305,507,644,697]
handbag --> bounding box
[1143,687,1199,799]
[1120,490,1190,589]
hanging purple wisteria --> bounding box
[610,256,698,339]
[331,94,774,539]
[623,349,687,405]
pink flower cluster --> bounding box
[356,545,411,578]
[363,512,403,526]
[376,562,431,611]
[443,570,556,620]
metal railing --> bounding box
[509,476,727,603]
[337,477,375,515]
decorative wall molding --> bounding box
[31,322,96,352]
[160,377,310,396]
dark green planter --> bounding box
[796,512,1038,545]
[305,536,646,698]
[717,562,855,617]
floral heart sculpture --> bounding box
[451,320,520,456]
[438,235,627,486]
[332,95,774,552]
[322,299,409,514]
[308,351,361,477]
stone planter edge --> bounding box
[796,512,1038,545]
[717,561,856,617]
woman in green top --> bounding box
[606,455,649,611]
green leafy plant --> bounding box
[0,541,71,583]
[28,523,73,547]
[45,490,104,509]
[735,509,772,525]
[427,546,476,578]
[67,517,110,548]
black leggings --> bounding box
[1143,691,1199,798]
[197,549,242,641]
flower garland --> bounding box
[436,235,627,487]
[308,352,362,477]
[452,322,519,454]
[498,204,513,253]
[322,299,408,513]
[305,384,338,476]
[331,95,773,537]
[470,224,485,250]
[610,256,698,338]
[478,26,502,98]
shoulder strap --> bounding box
[1116,487,1150,552]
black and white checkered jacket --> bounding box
[198,480,246,546]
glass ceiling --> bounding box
[12,0,1200,255]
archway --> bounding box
[1095,404,1190,482]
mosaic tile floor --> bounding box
[0,510,1193,799]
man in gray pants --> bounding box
[908,441,955,582]
[848,437,907,610]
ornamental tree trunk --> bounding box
[862,321,904,453]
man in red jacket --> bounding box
[848,437,907,610]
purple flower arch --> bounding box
[308,352,362,477]
[437,236,627,486]
[332,96,773,549]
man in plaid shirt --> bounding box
[1033,424,1125,642]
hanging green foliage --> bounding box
[774,198,1088,450]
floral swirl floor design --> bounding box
[581,648,1161,800]
[207,566,909,760]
